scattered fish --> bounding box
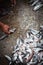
[4,27,43,65]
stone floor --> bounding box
[0,0,43,65]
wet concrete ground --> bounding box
[0,0,43,64]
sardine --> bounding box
[26,32,30,38]
[9,28,16,33]
[19,55,23,62]
[17,37,24,47]
[33,2,43,11]
[30,29,39,35]
[12,53,18,61]
[5,55,11,61]
[32,0,39,6]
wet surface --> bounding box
[0,0,43,65]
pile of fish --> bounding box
[5,26,43,65]
[29,0,43,11]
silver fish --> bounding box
[12,53,18,61]
[19,55,23,62]
[33,2,43,11]
[32,0,39,6]
[17,37,24,47]
[5,55,11,61]
[9,28,16,33]
[40,25,43,29]
[12,48,19,53]
[30,29,39,35]
[26,31,31,38]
